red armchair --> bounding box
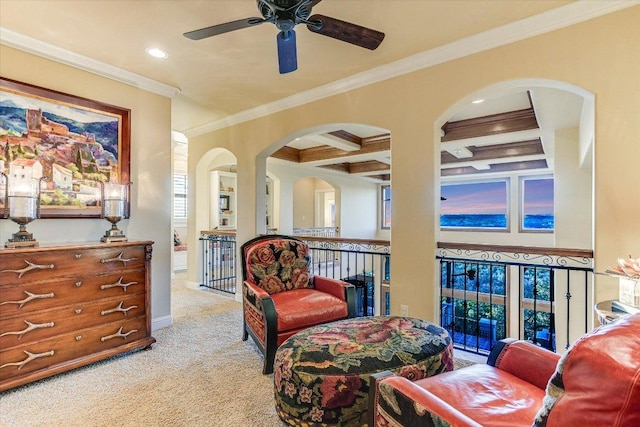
[241,234,356,374]
[371,313,640,427]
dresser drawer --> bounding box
[0,245,147,286]
[0,294,146,349]
[0,316,149,382]
[0,241,153,392]
[0,270,146,318]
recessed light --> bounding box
[146,47,168,59]
[472,99,485,104]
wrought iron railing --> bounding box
[296,236,391,317]
[198,231,389,315]
[200,231,237,294]
[437,242,594,355]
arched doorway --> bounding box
[258,123,391,239]
[435,79,595,353]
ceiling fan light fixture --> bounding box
[146,47,168,59]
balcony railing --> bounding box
[295,236,390,317]
[199,231,389,315]
[198,233,594,354]
[437,242,594,355]
[200,231,237,294]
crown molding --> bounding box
[184,0,637,138]
[0,27,180,98]
[1,1,635,135]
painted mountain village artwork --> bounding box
[0,80,128,217]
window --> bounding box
[381,185,391,229]
[521,177,554,231]
[440,180,508,230]
[173,173,188,218]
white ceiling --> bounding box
[0,0,598,132]
[1,0,620,181]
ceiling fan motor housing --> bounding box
[258,0,313,28]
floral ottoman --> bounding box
[274,316,453,426]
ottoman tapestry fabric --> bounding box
[274,316,453,426]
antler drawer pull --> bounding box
[0,291,55,309]
[0,350,55,370]
[100,277,137,292]
[101,301,138,316]
[0,260,55,278]
[101,326,137,342]
[0,320,55,339]
[100,252,137,265]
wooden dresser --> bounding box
[0,241,155,392]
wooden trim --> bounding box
[437,241,593,258]
[271,146,300,162]
[201,230,237,237]
[328,130,362,144]
[349,160,390,174]
[441,139,544,165]
[298,137,390,163]
[301,235,390,247]
[442,108,539,142]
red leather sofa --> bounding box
[370,313,640,426]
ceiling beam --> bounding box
[328,130,362,144]
[349,160,390,174]
[298,136,390,163]
[441,159,548,176]
[442,108,539,142]
[441,139,544,165]
[271,146,300,162]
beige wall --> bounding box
[293,178,316,228]
[189,6,640,322]
[0,46,173,326]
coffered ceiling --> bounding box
[272,87,585,183]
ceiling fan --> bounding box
[183,0,385,74]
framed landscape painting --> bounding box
[0,77,130,218]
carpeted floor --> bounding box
[0,273,477,427]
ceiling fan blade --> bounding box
[308,0,323,7]
[277,30,298,74]
[183,17,265,40]
[307,14,385,50]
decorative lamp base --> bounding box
[6,230,39,248]
[101,236,128,243]
[6,239,39,248]
[101,227,127,243]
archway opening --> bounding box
[435,79,595,354]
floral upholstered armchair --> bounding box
[241,234,356,374]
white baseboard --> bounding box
[184,280,200,290]
[152,314,173,331]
